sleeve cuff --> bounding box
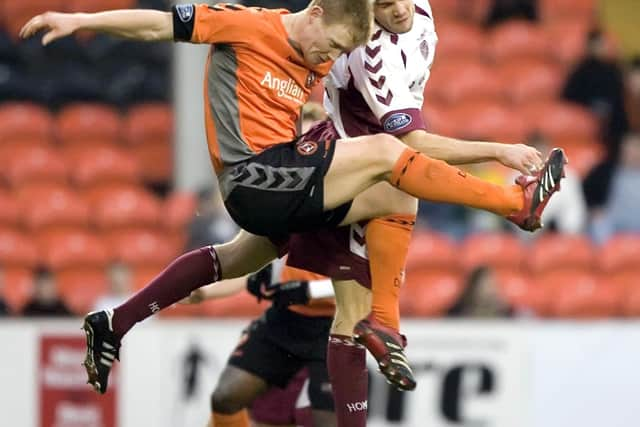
[380,108,426,136]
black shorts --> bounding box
[220,121,351,238]
[228,305,334,411]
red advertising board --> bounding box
[40,335,117,427]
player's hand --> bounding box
[20,12,80,46]
[246,264,277,301]
[497,144,544,175]
[179,289,206,305]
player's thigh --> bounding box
[323,134,406,210]
[331,279,372,337]
[215,230,278,279]
[338,181,419,226]
[211,365,269,412]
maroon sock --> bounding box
[112,246,221,339]
[327,334,368,427]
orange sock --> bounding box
[391,149,523,216]
[368,214,415,330]
[210,410,249,427]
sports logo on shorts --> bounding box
[297,141,318,156]
[420,39,429,59]
[176,4,194,22]
[383,112,412,132]
[305,71,316,88]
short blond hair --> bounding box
[310,0,373,47]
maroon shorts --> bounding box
[250,368,313,426]
[286,223,372,289]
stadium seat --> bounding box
[1,0,64,38]
[426,0,459,18]
[124,103,173,183]
[428,59,503,104]
[2,267,34,312]
[107,229,181,267]
[91,185,162,230]
[19,185,90,231]
[487,20,550,62]
[3,145,68,186]
[539,0,596,22]
[406,231,458,272]
[460,233,525,272]
[56,103,122,145]
[556,141,605,178]
[528,234,595,273]
[433,20,486,60]
[447,100,529,142]
[57,268,107,314]
[520,101,600,141]
[421,103,458,136]
[163,192,197,230]
[401,271,464,317]
[545,272,621,318]
[67,145,140,187]
[599,235,640,274]
[498,58,564,104]
[0,228,38,268]
[0,102,54,144]
[37,230,109,271]
[495,270,549,315]
[0,190,20,227]
[618,275,640,317]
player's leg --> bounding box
[307,359,337,427]
[328,279,371,427]
[323,133,566,230]
[82,230,278,394]
[209,366,265,427]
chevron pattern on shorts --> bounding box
[230,163,316,192]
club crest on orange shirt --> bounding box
[305,71,316,88]
[297,141,318,156]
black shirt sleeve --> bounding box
[172,4,196,41]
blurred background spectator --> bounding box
[625,56,640,132]
[485,0,538,27]
[93,262,133,312]
[446,267,514,318]
[21,267,72,317]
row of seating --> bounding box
[401,268,639,318]
[0,184,195,231]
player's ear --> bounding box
[308,4,324,20]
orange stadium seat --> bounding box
[618,276,640,317]
[57,268,108,314]
[3,145,68,186]
[459,233,525,272]
[539,0,596,22]
[0,190,21,228]
[421,103,458,136]
[495,270,550,314]
[91,185,162,230]
[426,0,459,18]
[37,230,109,271]
[556,141,605,178]
[543,18,590,66]
[599,235,640,274]
[107,229,181,267]
[434,20,486,60]
[19,185,89,232]
[528,234,595,273]
[401,271,464,317]
[68,145,140,187]
[447,100,529,142]
[498,58,564,104]
[0,102,54,145]
[1,0,64,38]
[0,228,38,268]
[124,103,173,182]
[546,272,621,318]
[406,231,458,272]
[487,20,550,62]
[163,192,197,230]
[428,59,503,104]
[56,103,122,145]
[2,267,34,312]
[520,101,600,141]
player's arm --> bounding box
[399,130,543,175]
[20,9,173,45]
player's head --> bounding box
[374,0,414,34]
[300,0,373,65]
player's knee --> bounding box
[365,133,406,171]
[210,386,245,414]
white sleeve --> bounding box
[348,41,426,136]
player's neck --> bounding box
[281,12,306,58]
